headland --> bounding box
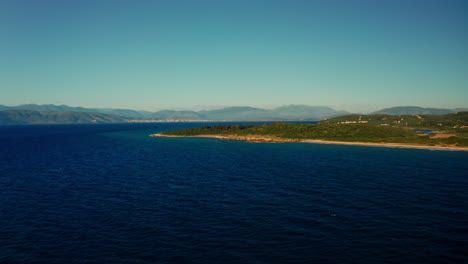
[150,122,468,151]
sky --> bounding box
[1,0,467,112]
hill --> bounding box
[154,122,468,148]
[0,110,128,125]
[197,105,349,121]
[0,104,145,118]
[271,105,348,120]
[198,107,272,120]
[4,104,467,122]
[0,104,349,121]
[146,110,203,120]
[321,112,468,130]
[371,106,455,115]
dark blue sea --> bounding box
[1,123,467,264]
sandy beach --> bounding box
[150,133,468,151]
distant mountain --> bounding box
[2,104,95,113]
[146,110,203,120]
[196,105,349,121]
[0,104,351,122]
[99,109,146,118]
[0,110,128,125]
[271,105,349,120]
[7,104,467,123]
[0,104,145,118]
[199,107,272,120]
[371,106,455,115]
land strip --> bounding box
[150,133,468,151]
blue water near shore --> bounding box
[1,123,467,264]
[412,129,434,135]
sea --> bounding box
[0,122,467,264]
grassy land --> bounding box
[321,111,468,130]
[159,123,468,147]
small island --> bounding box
[151,113,468,151]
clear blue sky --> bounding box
[1,0,467,112]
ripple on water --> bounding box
[0,123,467,264]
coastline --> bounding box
[150,133,468,151]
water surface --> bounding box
[1,123,467,263]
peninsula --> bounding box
[151,114,468,151]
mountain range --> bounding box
[0,104,349,124]
[0,104,148,118]
[0,104,466,125]
[0,110,128,125]
[370,106,467,115]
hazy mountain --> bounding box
[0,104,144,118]
[99,109,144,118]
[0,110,128,125]
[371,106,455,115]
[4,104,466,123]
[271,105,349,120]
[7,104,92,112]
[195,105,350,121]
[147,110,203,120]
[0,104,352,122]
[199,107,273,120]
[137,110,154,116]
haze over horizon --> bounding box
[1,0,467,112]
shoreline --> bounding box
[150,133,468,151]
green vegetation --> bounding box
[321,112,468,130]
[160,122,468,147]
